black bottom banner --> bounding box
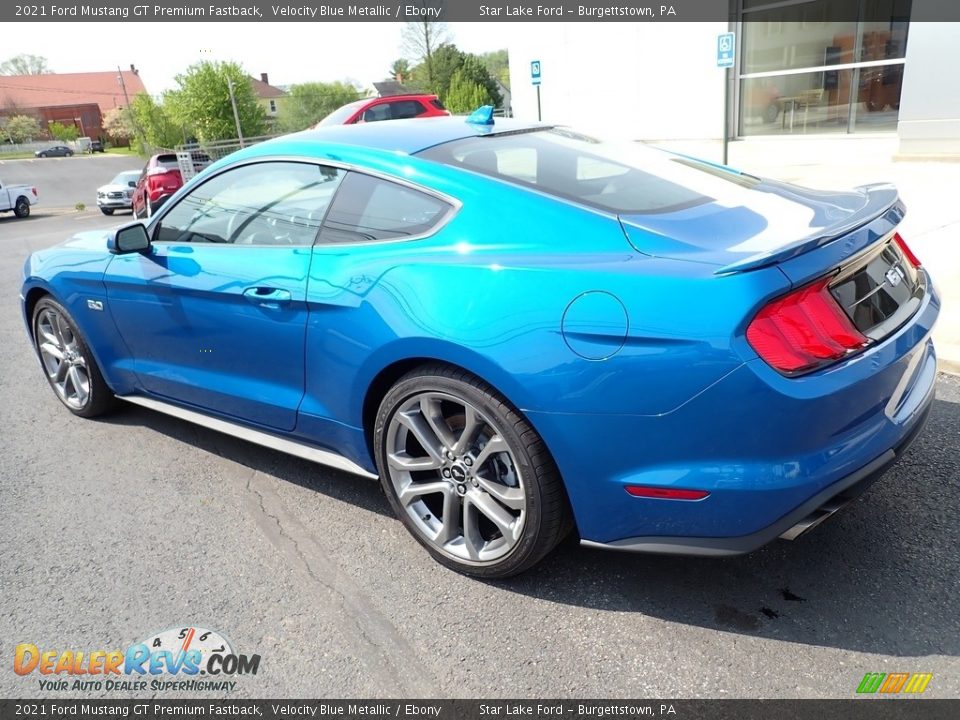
[0,700,956,720]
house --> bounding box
[250,73,287,122]
[0,66,147,140]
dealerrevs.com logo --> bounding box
[14,626,260,692]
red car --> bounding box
[315,94,450,127]
[132,153,183,219]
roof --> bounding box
[372,80,412,97]
[249,77,287,99]
[0,71,147,114]
[286,115,547,155]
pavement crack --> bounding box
[242,468,437,696]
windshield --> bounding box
[417,128,761,215]
[318,101,366,127]
[111,171,140,185]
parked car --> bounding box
[0,178,39,218]
[315,94,449,127]
[96,170,140,215]
[20,116,938,578]
[90,140,105,153]
[35,145,73,158]
[131,154,183,219]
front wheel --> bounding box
[100,207,114,216]
[374,365,571,578]
[32,297,116,418]
[14,197,30,218]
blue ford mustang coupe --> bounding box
[21,114,939,577]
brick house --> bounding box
[0,66,147,141]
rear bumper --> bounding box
[580,395,932,556]
[528,270,940,550]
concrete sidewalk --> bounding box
[653,136,960,374]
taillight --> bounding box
[747,276,868,375]
[625,486,710,501]
[31,187,37,196]
[894,232,921,268]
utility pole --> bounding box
[117,65,148,152]
[227,77,244,148]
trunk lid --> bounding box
[619,180,901,275]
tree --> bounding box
[129,93,182,151]
[480,49,510,88]
[444,71,490,114]
[389,59,412,83]
[4,115,41,143]
[102,107,135,143]
[401,16,451,85]
[48,121,79,142]
[406,45,503,109]
[165,61,267,142]
[278,81,361,133]
[0,54,50,75]
[422,43,465,99]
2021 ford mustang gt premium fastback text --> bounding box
[20,115,939,577]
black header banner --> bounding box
[5,0,960,23]
[1,699,958,720]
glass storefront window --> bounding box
[741,71,852,136]
[741,0,858,74]
[738,0,912,136]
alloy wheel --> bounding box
[35,307,91,410]
[384,391,526,564]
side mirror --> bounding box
[108,223,151,254]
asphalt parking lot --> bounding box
[1,202,958,699]
[0,154,140,210]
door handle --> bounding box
[243,287,292,306]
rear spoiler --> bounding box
[714,183,902,275]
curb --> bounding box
[938,345,960,377]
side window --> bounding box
[154,162,344,246]
[319,172,451,244]
[362,103,392,123]
[389,101,425,120]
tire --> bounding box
[38,153,47,158]
[100,208,114,216]
[14,197,30,218]
[374,364,572,578]
[32,297,116,418]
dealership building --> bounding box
[507,0,958,158]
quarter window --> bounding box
[319,172,451,243]
[154,162,344,246]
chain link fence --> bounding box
[171,134,280,182]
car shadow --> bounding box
[102,392,960,658]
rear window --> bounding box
[156,154,179,170]
[430,99,446,111]
[417,128,760,215]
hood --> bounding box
[619,180,900,272]
[98,183,133,193]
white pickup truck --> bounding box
[0,180,39,218]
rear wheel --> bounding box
[375,365,571,578]
[14,197,30,218]
[32,297,115,418]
